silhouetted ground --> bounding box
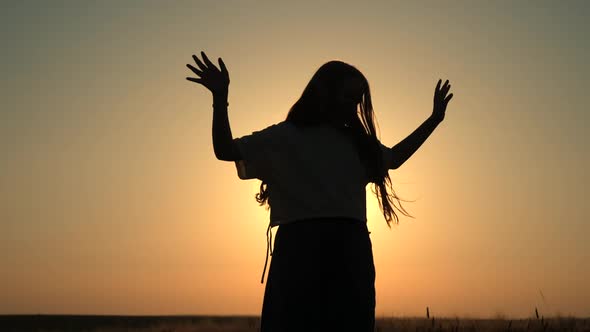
[1,315,589,332]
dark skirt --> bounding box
[260,217,376,332]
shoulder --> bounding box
[259,120,293,132]
[275,120,296,131]
[260,120,298,137]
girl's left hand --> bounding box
[186,51,230,97]
[432,79,453,123]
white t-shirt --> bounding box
[233,120,393,227]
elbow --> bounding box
[215,150,241,162]
[215,151,234,161]
[214,147,230,161]
[214,141,241,161]
[213,143,235,161]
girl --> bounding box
[186,51,453,332]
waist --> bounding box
[260,216,367,284]
[281,216,365,227]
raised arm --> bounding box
[186,51,241,161]
[211,92,241,161]
[388,79,453,169]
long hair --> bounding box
[255,60,413,227]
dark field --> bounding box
[2,315,590,332]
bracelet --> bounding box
[212,101,229,108]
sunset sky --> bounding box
[1,0,588,318]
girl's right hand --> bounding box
[186,51,230,97]
[431,79,453,123]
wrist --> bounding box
[213,101,229,108]
[213,92,229,108]
[429,114,443,124]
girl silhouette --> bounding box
[186,51,453,332]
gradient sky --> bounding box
[1,0,589,318]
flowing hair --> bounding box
[255,60,413,227]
